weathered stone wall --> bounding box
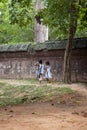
[0,52,35,79]
[0,48,87,82]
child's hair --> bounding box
[39,59,42,64]
[45,61,50,65]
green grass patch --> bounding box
[0,81,75,107]
[0,82,5,86]
[55,87,74,93]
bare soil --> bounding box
[0,81,87,130]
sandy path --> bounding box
[0,103,87,130]
[0,80,87,130]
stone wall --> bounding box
[0,48,87,82]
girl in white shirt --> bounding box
[45,61,52,83]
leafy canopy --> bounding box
[39,0,87,37]
[8,0,34,26]
[1,0,87,40]
[0,1,34,44]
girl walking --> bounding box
[45,61,52,83]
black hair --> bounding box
[39,59,42,64]
[45,61,50,65]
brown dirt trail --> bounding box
[0,80,87,130]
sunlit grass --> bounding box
[0,81,75,107]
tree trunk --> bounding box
[63,30,74,83]
[63,0,79,83]
[34,0,48,43]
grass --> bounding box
[0,80,75,107]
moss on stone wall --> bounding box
[0,37,87,53]
[35,37,87,51]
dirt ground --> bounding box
[0,80,87,130]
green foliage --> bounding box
[40,0,87,38]
[49,27,68,40]
[8,0,34,26]
[0,23,34,44]
[39,0,70,35]
[78,0,87,30]
[0,1,34,44]
[0,0,87,41]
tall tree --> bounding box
[34,0,48,42]
[7,0,48,43]
[63,0,87,83]
[38,0,87,83]
[63,0,79,83]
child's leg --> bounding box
[39,74,43,83]
[48,78,52,83]
[46,78,49,83]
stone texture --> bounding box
[0,37,87,82]
[0,49,86,82]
